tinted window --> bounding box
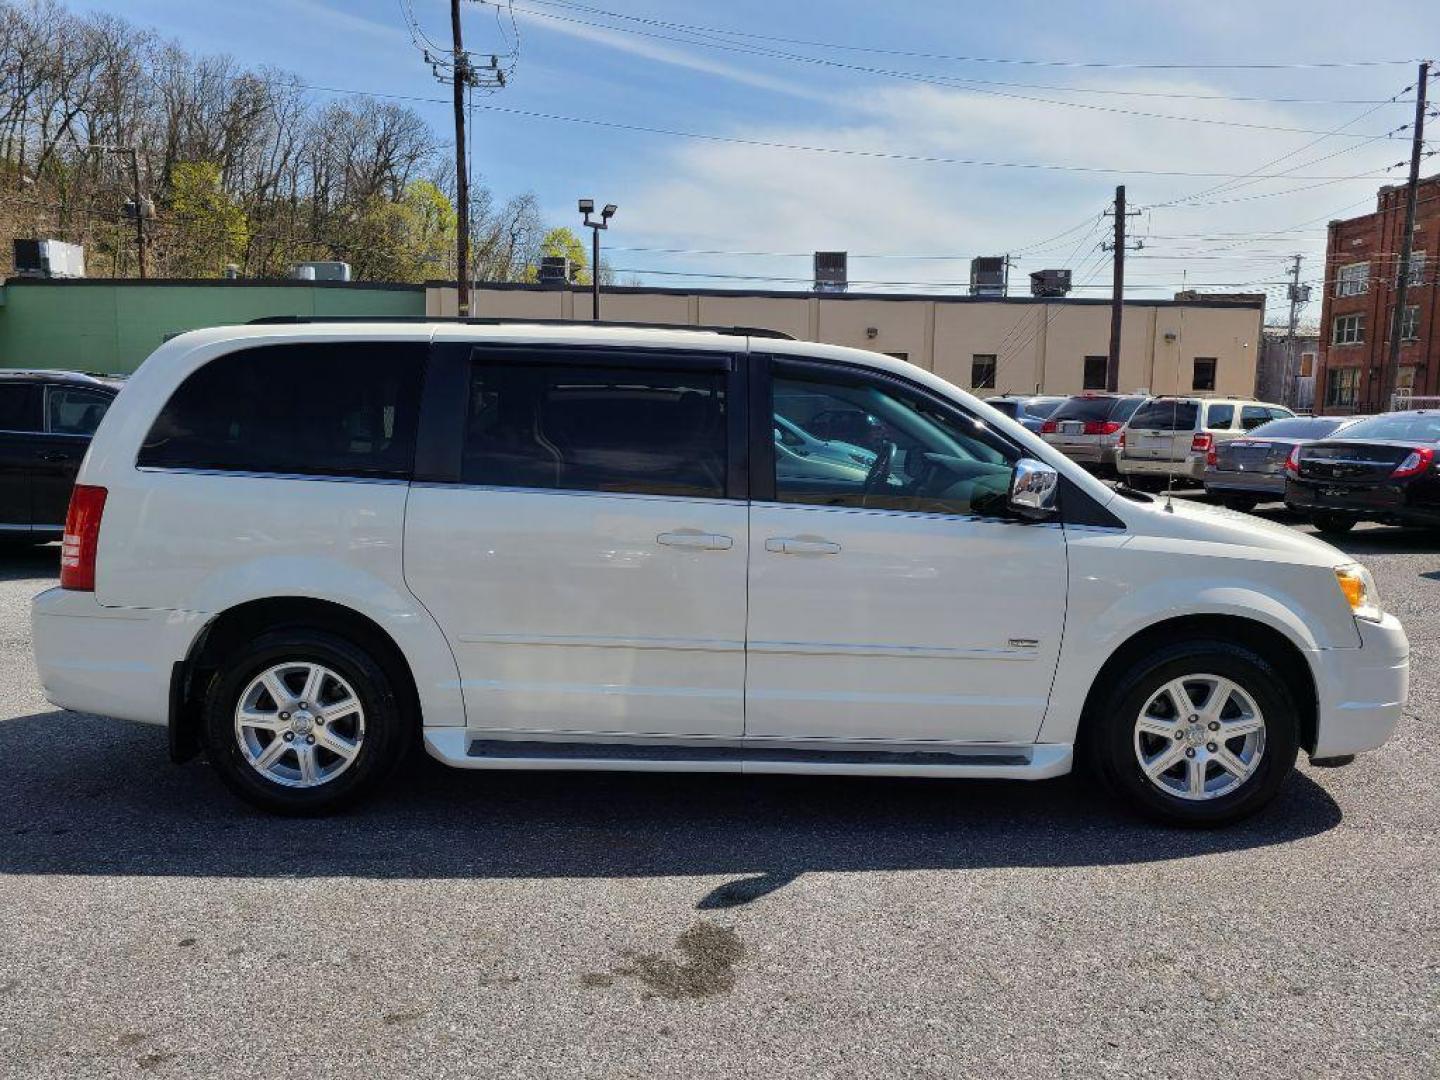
[1206,404,1235,429]
[461,363,726,498]
[1114,396,1146,422]
[1239,405,1271,431]
[1334,414,1440,444]
[47,386,113,435]
[1082,356,1108,391]
[1050,396,1121,423]
[138,343,423,479]
[773,366,1014,517]
[1130,400,1200,430]
[986,399,1018,419]
[1023,397,1065,420]
[1193,358,1217,391]
[1245,417,1345,439]
[0,383,41,432]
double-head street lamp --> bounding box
[578,198,616,321]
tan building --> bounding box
[427,282,1265,399]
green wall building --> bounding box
[0,278,425,375]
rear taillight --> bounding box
[60,484,107,591]
[1040,419,1058,434]
[1191,432,1214,455]
[1285,445,1302,476]
[1392,446,1435,479]
[1083,420,1123,436]
[1116,430,1126,451]
[1206,444,1218,467]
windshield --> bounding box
[1130,400,1199,430]
[1334,413,1440,443]
[1244,417,1346,439]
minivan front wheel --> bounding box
[202,630,406,814]
[1086,640,1299,826]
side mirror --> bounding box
[1009,457,1059,520]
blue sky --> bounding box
[82,0,1440,319]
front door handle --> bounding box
[765,536,842,556]
[657,530,734,551]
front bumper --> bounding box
[30,587,205,726]
[1310,613,1408,758]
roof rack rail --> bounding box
[245,315,795,340]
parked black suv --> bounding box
[0,370,122,543]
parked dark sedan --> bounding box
[0,370,122,543]
[1285,410,1440,534]
[1205,414,1367,511]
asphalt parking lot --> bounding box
[0,507,1436,1080]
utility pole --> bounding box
[125,147,147,279]
[1282,254,1309,409]
[449,0,470,317]
[1379,60,1429,411]
[1103,186,1142,392]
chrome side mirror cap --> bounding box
[1009,457,1060,520]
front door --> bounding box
[745,357,1068,746]
[404,343,749,739]
[0,383,41,533]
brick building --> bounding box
[1316,173,1440,413]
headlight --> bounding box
[1334,563,1383,623]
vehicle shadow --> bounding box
[0,544,57,582]
[0,710,1343,908]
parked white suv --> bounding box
[31,321,1407,825]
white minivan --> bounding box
[31,321,1408,825]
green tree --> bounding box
[167,161,249,277]
[525,225,590,284]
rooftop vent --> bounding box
[1029,269,1072,298]
[813,251,848,293]
[970,256,1007,297]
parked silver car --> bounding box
[1205,415,1367,511]
[1039,393,1146,473]
[1118,397,1295,489]
[984,394,1065,433]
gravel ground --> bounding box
[0,510,1436,1080]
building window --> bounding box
[1401,305,1420,341]
[1193,357,1217,392]
[1082,355,1108,390]
[1332,314,1366,345]
[970,354,996,389]
[1299,352,1315,377]
[1407,251,1426,286]
[1335,262,1370,297]
[1325,367,1359,408]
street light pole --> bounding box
[579,199,616,321]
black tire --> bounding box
[1083,639,1299,827]
[201,629,408,815]
[1221,495,1260,513]
[1312,512,1358,535]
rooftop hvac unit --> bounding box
[538,256,571,287]
[1029,269,1072,298]
[970,256,1007,297]
[291,261,351,282]
[13,239,85,278]
[813,251,848,293]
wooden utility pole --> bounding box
[1379,60,1429,411]
[1106,184,1126,392]
[450,0,471,316]
[126,147,147,279]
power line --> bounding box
[518,0,1420,71]
[512,4,1413,139]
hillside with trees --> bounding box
[0,0,587,282]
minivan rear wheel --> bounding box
[1084,639,1299,827]
[201,629,406,815]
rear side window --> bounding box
[138,343,424,479]
[1130,400,1200,430]
[460,362,726,498]
[1206,404,1235,429]
[47,386,113,435]
[0,383,41,432]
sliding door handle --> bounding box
[657,530,734,551]
[764,536,842,556]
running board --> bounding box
[422,730,1072,780]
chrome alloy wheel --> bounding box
[1132,674,1266,801]
[234,662,365,788]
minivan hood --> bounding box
[1107,491,1347,568]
